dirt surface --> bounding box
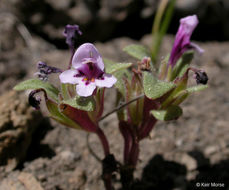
[0,28,229,190]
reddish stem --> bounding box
[128,139,140,167]
[119,121,133,164]
[139,116,157,140]
[96,128,113,190]
[96,127,110,156]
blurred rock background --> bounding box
[1,0,229,46]
[0,0,229,189]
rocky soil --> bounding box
[0,23,229,189]
[1,0,229,44]
[0,1,229,189]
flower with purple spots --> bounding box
[168,15,204,67]
[59,43,117,97]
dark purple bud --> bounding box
[37,73,48,81]
[28,89,48,110]
[63,24,82,53]
[194,70,208,85]
[28,90,41,110]
[37,61,47,69]
[36,61,62,81]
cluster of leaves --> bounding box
[120,44,207,122]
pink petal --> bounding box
[76,82,96,97]
[190,42,204,54]
[95,74,117,88]
[180,15,198,35]
[72,43,104,70]
[169,15,199,67]
[59,69,78,84]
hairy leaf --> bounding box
[104,58,132,74]
[14,79,59,101]
[186,84,208,93]
[123,44,150,60]
[151,105,183,121]
[143,72,175,99]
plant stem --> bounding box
[86,133,102,162]
[128,139,140,167]
[120,138,139,190]
[99,94,144,122]
[68,51,74,69]
[96,128,114,190]
[152,0,169,35]
[103,175,113,190]
[96,127,110,156]
[139,117,157,140]
[151,0,176,63]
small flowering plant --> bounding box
[14,14,208,190]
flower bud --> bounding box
[36,61,62,81]
[194,70,208,85]
[28,90,41,110]
[63,24,82,53]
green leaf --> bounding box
[151,0,176,63]
[13,79,59,102]
[61,96,95,111]
[186,85,208,93]
[159,54,170,79]
[46,100,80,129]
[143,71,175,99]
[171,51,194,80]
[171,85,208,106]
[151,105,183,121]
[104,58,132,74]
[123,44,150,60]
[103,59,132,96]
[113,69,131,96]
[61,83,69,100]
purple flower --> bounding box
[63,24,82,53]
[59,43,117,97]
[169,15,204,67]
[35,61,62,81]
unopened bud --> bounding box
[63,24,82,53]
[28,89,48,110]
[194,71,208,85]
[28,90,41,110]
[36,61,62,81]
[138,57,151,72]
